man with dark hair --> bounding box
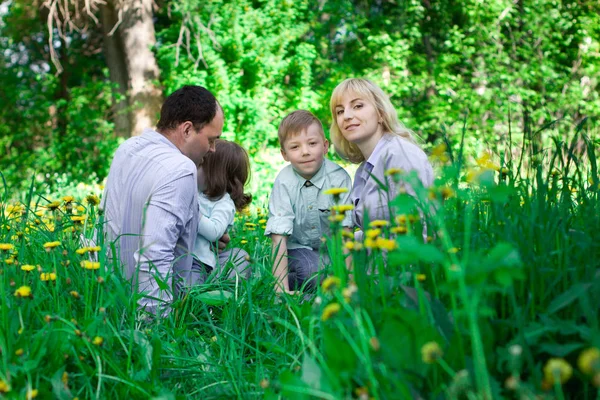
[101,85,224,314]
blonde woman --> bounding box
[330,78,433,232]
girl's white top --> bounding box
[193,192,235,268]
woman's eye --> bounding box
[354,104,363,109]
[336,109,344,115]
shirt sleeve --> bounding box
[197,197,235,242]
[134,173,196,311]
[265,177,295,236]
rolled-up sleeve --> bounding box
[265,179,294,236]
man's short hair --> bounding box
[157,85,219,131]
[278,110,325,149]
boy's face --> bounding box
[281,123,329,180]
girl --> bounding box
[192,139,252,285]
[329,78,434,233]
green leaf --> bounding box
[547,283,592,314]
[538,342,584,357]
[195,290,234,306]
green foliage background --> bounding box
[0,0,599,196]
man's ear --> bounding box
[280,148,289,162]
[180,121,194,138]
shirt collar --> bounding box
[142,128,180,152]
[294,160,327,190]
[365,134,390,168]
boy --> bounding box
[265,110,352,292]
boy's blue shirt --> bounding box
[265,158,353,250]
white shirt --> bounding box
[193,192,235,268]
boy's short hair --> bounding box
[278,110,325,149]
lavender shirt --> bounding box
[101,128,199,313]
[351,134,434,228]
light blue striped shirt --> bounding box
[265,159,353,250]
[101,128,199,313]
[351,134,434,228]
[193,192,235,268]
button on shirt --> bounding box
[351,134,434,228]
[101,128,199,313]
[265,159,353,250]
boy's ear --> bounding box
[323,139,330,153]
[280,148,289,162]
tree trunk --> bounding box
[100,1,131,138]
[119,0,163,136]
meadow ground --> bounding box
[0,132,599,399]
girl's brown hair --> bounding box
[202,140,252,211]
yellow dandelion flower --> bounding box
[240,240,248,244]
[5,257,15,265]
[62,371,68,386]
[0,379,10,393]
[384,168,404,176]
[15,348,23,356]
[258,219,267,224]
[86,194,100,206]
[92,336,104,346]
[81,260,100,270]
[448,247,460,254]
[245,222,257,227]
[0,243,14,251]
[43,241,61,250]
[416,274,426,282]
[76,205,85,213]
[421,341,443,364]
[395,215,407,225]
[543,358,572,385]
[63,196,74,203]
[578,348,600,375]
[341,230,354,239]
[87,246,101,252]
[40,272,57,281]
[391,226,407,235]
[321,303,341,321]
[333,204,354,213]
[70,291,80,299]
[376,237,397,251]
[369,220,389,228]
[321,276,341,293]
[364,237,377,249]
[71,216,86,223]
[476,152,500,171]
[34,210,45,217]
[27,388,39,398]
[328,214,345,223]
[441,186,455,200]
[431,143,449,162]
[365,228,381,239]
[46,201,62,211]
[14,285,32,298]
[323,187,348,196]
[75,248,88,255]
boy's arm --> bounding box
[271,234,290,292]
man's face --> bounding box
[182,108,224,166]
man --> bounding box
[101,85,223,314]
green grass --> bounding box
[0,121,599,399]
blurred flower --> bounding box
[321,303,341,321]
[70,291,80,299]
[0,379,10,393]
[81,261,100,270]
[27,388,39,399]
[421,341,443,363]
[375,237,396,251]
[321,276,341,293]
[448,247,460,254]
[323,187,348,196]
[92,336,104,346]
[543,358,572,385]
[14,285,32,298]
[416,274,426,282]
[333,204,354,213]
[431,143,449,163]
[369,337,380,352]
[578,348,600,375]
[328,215,344,223]
[0,243,14,251]
[40,272,57,281]
[341,230,354,239]
[395,215,407,225]
[476,152,500,171]
[63,196,74,203]
[342,283,357,302]
[441,186,455,200]
[391,226,407,235]
[86,194,100,206]
[43,241,61,251]
[87,246,101,253]
[365,229,381,239]
[46,201,62,211]
[240,240,248,244]
[384,168,403,176]
[15,348,23,356]
[369,220,389,228]
[76,248,88,255]
[71,216,86,223]
[364,237,377,249]
[258,219,267,224]
[260,379,269,389]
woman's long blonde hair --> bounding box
[329,78,417,164]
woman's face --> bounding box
[334,91,382,145]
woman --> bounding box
[329,78,433,232]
